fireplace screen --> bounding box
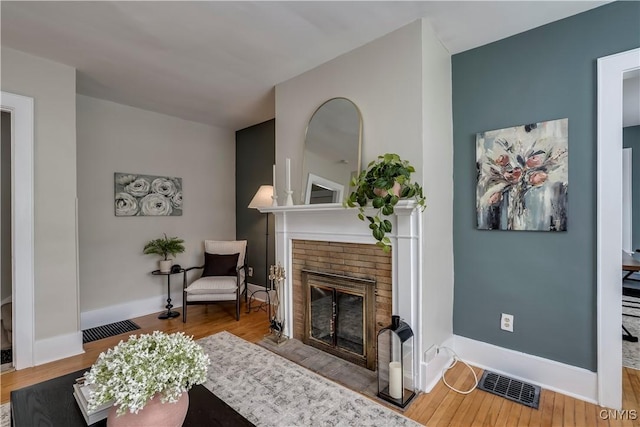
[310,285,364,355]
[303,270,376,370]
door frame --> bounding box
[596,47,640,410]
[0,91,34,369]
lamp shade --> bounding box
[248,185,274,209]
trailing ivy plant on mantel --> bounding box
[344,153,426,252]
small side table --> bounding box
[152,269,184,319]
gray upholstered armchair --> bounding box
[182,240,248,322]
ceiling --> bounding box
[2,1,618,131]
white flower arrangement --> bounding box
[85,331,210,416]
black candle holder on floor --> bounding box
[377,315,416,408]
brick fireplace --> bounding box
[292,240,392,370]
[260,202,424,388]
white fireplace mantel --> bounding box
[259,201,424,388]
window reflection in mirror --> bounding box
[302,98,362,204]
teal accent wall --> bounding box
[236,119,275,288]
[452,1,640,370]
[624,125,640,250]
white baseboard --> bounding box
[247,283,275,302]
[81,295,173,330]
[451,335,597,404]
[81,284,266,330]
[35,331,84,366]
[421,353,454,393]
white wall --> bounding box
[77,95,235,326]
[1,48,79,342]
[275,20,424,203]
[420,21,454,350]
[275,19,454,361]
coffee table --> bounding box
[11,368,254,426]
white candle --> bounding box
[272,164,276,197]
[285,158,291,192]
[388,361,403,399]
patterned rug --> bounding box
[199,331,420,426]
[623,295,640,370]
[0,403,8,427]
[82,320,140,344]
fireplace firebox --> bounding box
[302,269,376,370]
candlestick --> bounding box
[285,158,291,192]
[271,164,278,206]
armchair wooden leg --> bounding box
[236,298,240,321]
[182,292,187,323]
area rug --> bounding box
[198,331,420,426]
[0,403,9,427]
[82,319,140,344]
[622,294,640,370]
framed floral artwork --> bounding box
[476,118,568,231]
[114,173,182,216]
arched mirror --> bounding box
[302,97,362,204]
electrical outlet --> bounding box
[248,267,254,277]
[424,345,438,363]
[501,313,514,332]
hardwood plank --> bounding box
[540,390,555,427]
[504,400,523,427]
[447,376,488,426]
[574,398,586,427]
[425,362,475,426]
[551,392,564,426]
[494,400,516,427]
[470,393,497,427]
[482,391,505,426]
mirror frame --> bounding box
[302,97,363,204]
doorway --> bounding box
[597,48,640,410]
[1,111,12,371]
[0,91,35,370]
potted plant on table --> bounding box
[344,153,426,252]
[85,331,210,426]
[143,233,185,272]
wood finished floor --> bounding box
[1,302,639,426]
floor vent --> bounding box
[478,371,541,409]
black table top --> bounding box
[10,368,254,427]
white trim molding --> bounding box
[597,47,640,410]
[452,335,598,404]
[81,294,181,330]
[0,91,35,370]
[260,201,434,390]
[34,331,83,366]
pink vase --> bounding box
[373,181,402,198]
[107,392,189,427]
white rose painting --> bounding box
[476,118,568,231]
[115,172,183,216]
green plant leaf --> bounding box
[372,197,384,208]
[390,195,399,205]
[373,228,385,241]
[382,220,392,232]
[357,213,364,221]
[382,204,394,216]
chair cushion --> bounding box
[202,253,239,277]
[185,276,238,295]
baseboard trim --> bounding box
[35,331,83,366]
[81,295,172,330]
[451,335,597,404]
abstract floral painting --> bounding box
[114,173,182,216]
[476,118,568,231]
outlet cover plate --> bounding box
[501,313,514,332]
